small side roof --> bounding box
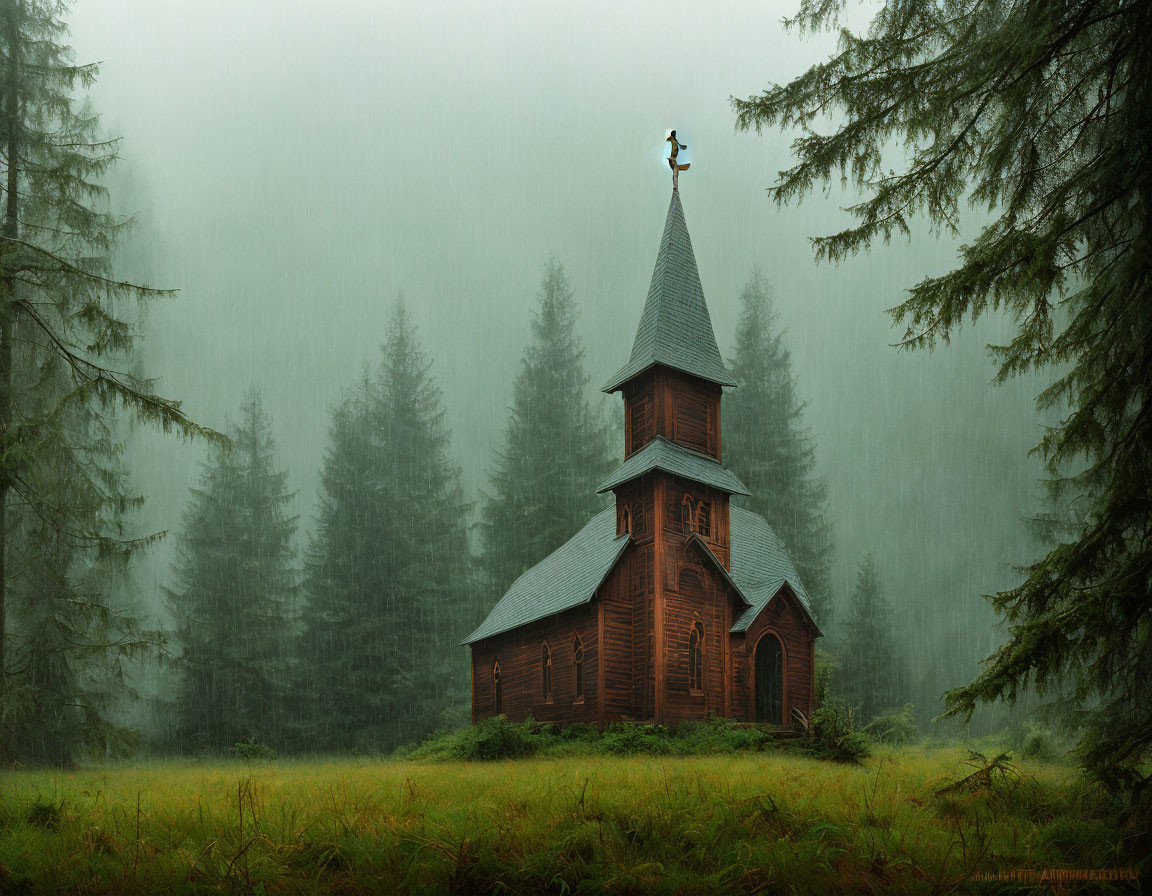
[462,509,629,645]
[596,437,750,496]
[729,506,820,633]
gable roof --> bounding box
[464,504,817,646]
[602,190,736,393]
[462,509,629,645]
[729,506,819,633]
[596,437,750,496]
[682,532,752,607]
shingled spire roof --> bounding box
[602,190,736,393]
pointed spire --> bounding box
[603,190,735,393]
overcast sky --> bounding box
[66,0,1047,683]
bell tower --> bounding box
[596,189,748,723]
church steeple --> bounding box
[603,190,735,394]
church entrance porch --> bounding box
[753,632,785,725]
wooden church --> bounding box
[464,188,822,727]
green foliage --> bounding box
[296,299,475,752]
[723,270,834,626]
[862,704,916,746]
[407,717,804,760]
[403,716,556,761]
[166,391,296,753]
[479,257,615,598]
[733,0,1152,803]
[0,0,218,764]
[24,797,62,831]
[838,555,907,722]
[598,723,676,756]
[230,738,276,763]
[813,648,837,709]
[802,700,871,763]
[1012,721,1071,764]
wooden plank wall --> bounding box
[666,370,720,458]
[731,587,815,724]
[662,477,730,569]
[470,604,599,725]
[661,565,729,720]
[598,552,637,722]
[622,367,721,460]
[623,374,656,457]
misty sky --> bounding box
[67,0,1048,678]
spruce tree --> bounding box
[0,0,215,760]
[724,270,834,625]
[839,555,902,723]
[297,299,472,751]
[167,392,296,753]
[480,258,614,596]
[734,0,1152,800]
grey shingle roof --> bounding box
[462,509,629,645]
[603,190,736,393]
[596,437,750,496]
[465,505,816,646]
[729,506,818,632]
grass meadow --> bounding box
[0,746,1138,894]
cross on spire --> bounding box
[666,130,691,190]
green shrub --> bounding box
[406,716,561,761]
[862,704,916,745]
[674,717,773,754]
[801,700,871,763]
[231,738,276,762]
[26,797,63,830]
[600,722,674,755]
[406,714,867,762]
[560,723,599,742]
[1017,721,1070,762]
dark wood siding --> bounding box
[470,604,599,725]
[624,367,720,458]
[666,369,720,458]
[662,476,730,568]
[672,387,711,454]
[598,548,643,722]
[731,586,815,724]
[661,564,730,720]
[624,374,656,456]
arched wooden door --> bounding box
[754,634,784,725]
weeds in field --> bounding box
[0,746,1136,894]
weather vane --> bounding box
[666,130,690,190]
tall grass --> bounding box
[0,746,1134,894]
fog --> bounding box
[68,0,1047,726]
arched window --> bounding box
[492,658,503,715]
[573,634,585,702]
[681,494,696,534]
[620,506,631,536]
[688,623,704,693]
[696,501,711,538]
[542,642,553,702]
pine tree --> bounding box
[0,0,215,760]
[734,0,1152,800]
[838,555,902,723]
[480,258,614,596]
[167,392,296,753]
[297,299,473,751]
[723,270,834,626]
